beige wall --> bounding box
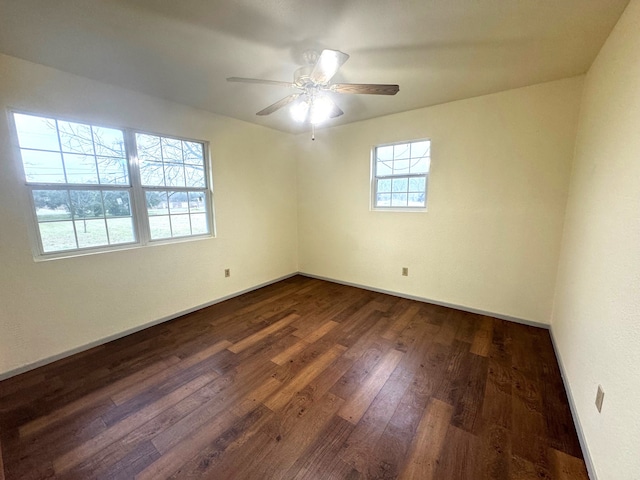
[551,0,640,478]
[0,54,298,377]
[297,77,583,325]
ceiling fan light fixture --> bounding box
[309,95,334,125]
[290,98,310,122]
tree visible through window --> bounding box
[372,139,430,209]
[12,112,212,256]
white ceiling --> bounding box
[0,0,629,133]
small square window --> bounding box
[372,139,430,210]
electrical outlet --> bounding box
[402,267,409,276]
[595,385,605,412]
[224,268,230,278]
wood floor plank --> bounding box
[264,344,346,412]
[480,424,511,480]
[338,361,413,471]
[0,435,4,480]
[0,276,588,480]
[398,398,454,480]
[18,355,181,438]
[270,320,338,365]
[337,348,403,424]
[110,339,231,406]
[245,392,345,479]
[550,448,590,480]
[470,315,494,357]
[287,415,355,479]
[433,425,481,479]
[227,312,299,353]
[381,304,421,341]
[52,369,219,473]
[136,410,238,479]
[165,404,274,480]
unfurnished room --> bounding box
[0,1,639,479]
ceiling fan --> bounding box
[227,49,399,131]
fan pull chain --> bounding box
[312,123,315,141]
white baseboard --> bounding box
[549,327,597,480]
[299,272,550,330]
[0,273,297,381]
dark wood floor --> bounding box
[0,275,588,479]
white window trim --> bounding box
[8,109,216,261]
[370,138,431,212]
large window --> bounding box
[372,139,430,209]
[12,112,213,257]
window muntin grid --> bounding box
[373,139,430,209]
[12,112,213,257]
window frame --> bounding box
[370,138,431,212]
[9,109,215,260]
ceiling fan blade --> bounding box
[329,103,344,118]
[227,77,295,88]
[309,49,350,85]
[331,83,400,95]
[256,94,300,116]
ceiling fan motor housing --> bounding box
[294,65,315,88]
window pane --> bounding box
[409,177,426,192]
[149,215,171,239]
[164,164,185,187]
[391,193,408,207]
[14,114,60,151]
[136,133,162,161]
[377,178,391,193]
[189,191,206,212]
[394,143,410,159]
[70,190,104,219]
[21,150,66,183]
[146,191,168,215]
[168,191,188,213]
[58,121,95,155]
[75,218,108,248]
[107,217,135,244]
[392,178,408,192]
[33,190,72,221]
[393,159,410,174]
[191,213,208,235]
[377,193,391,206]
[93,126,125,157]
[376,160,392,176]
[184,141,204,165]
[170,214,191,237]
[409,156,430,174]
[103,190,131,217]
[39,221,76,252]
[63,153,98,184]
[162,137,183,163]
[410,141,430,159]
[140,160,165,186]
[376,145,393,162]
[97,157,129,185]
[408,192,426,207]
[185,165,205,187]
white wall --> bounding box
[0,54,298,378]
[551,0,640,478]
[297,77,583,325]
